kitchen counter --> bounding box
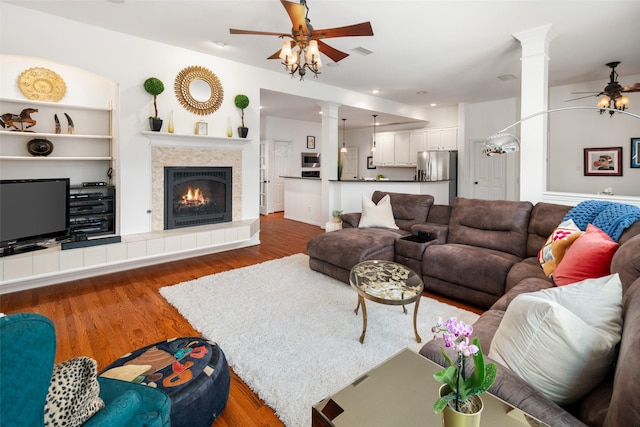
[280,176,321,180]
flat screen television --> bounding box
[0,178,70,256]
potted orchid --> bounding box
[432,317,497,425]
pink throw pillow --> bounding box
[552,224,619,286]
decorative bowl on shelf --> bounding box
[27,138,54,156]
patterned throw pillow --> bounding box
[538,218,583,276]
[45,356,104,427]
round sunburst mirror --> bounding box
[174,66,224,115]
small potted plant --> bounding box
[432,317,497,426]
[234,94,250,138]
[144,77,165,131]
[331,210,343,223]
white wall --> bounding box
[0,2,430,236]
[548,74,640,197]
[263,116,322,177]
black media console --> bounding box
[69,184,116,238]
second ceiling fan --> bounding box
[229,0,374,80]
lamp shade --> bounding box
[279,40,292,60]
[482,133,520,156]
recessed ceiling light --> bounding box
[214,41,227,48]
[497,74,517,81]
[326,62,339,67]
[107,0,125,3]
[372,89,380,94]
[417,91,428,95]
[430,103,437,107]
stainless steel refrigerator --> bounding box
[416,151,457,204]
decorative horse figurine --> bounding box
[0,108,39,131]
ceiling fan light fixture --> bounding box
[279,40,292,60]
[616,95,630,109]
[341,118,347,153]
[371,114,378,152]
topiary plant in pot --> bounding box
[234,94,250,138]
[144,77,165,131]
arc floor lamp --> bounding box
[483,106,640,157]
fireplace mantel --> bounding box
[142,131,252,147]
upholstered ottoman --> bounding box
[100,337,230,427]
[307,228,403,283]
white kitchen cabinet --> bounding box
[393,132,411,166]
[373,132,395,166]
[409,131,426,165]
[426,127,457,150]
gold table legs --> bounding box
[354,295,421,344]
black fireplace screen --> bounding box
[164,167,232,230]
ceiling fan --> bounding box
[566,61,640,115]
[229,0,374,80]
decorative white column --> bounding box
[513,24,557,203]
[317,101,341,224]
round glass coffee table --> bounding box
[349,260,424,344]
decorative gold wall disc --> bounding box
[18,67,66,102]
[174,66,224,115]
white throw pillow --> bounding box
[488,274,623,406]
[358,194,399,229]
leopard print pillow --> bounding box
[44,356,105,427]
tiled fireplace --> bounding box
[164,166,232,230]
[151,146,242,232]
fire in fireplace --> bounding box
[164,167,232,230]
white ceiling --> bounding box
[6,0,640,128]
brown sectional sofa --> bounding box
[306,192,640,427]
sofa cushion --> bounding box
[423,243,520,298]
[45,356,105,427]
[307,228,401,271]
[488,274,623,406]
[359,194,399,229]
[371,191,434,231]
[526,202,572,258]
[447,197,533,258]
[537,218,583,277]
[603,278,640,427]
[552,224,619,286]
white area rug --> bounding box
[160,253,478,427]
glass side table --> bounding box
[349,260,424,344]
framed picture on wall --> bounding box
[367,156,376,169]
[584,147,622,176]
[307,135,315,149]
[631,138,640,168]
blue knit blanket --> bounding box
[563,200,640,242]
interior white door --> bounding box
[341,148,359,180]
[272,140,291,212]
[472,139,506,200]
[259,139,269,215]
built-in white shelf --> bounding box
[0,131,111,140]
[0,156,112,161]
[1,97,112,112]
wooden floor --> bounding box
[0,213,482,426]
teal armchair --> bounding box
[0,313,171,426]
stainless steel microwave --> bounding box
[301,152,321,168]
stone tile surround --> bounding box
[151,146,242,231]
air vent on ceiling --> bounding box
[352,46,374,56]
[497,74,517,82]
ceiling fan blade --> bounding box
[313,22,374,39]
[230,28,289,37]
[570,91,601,94]
[281,0,308,33]
[621,82,640,92]
[564,94,601,102]
[316,40,349,63]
